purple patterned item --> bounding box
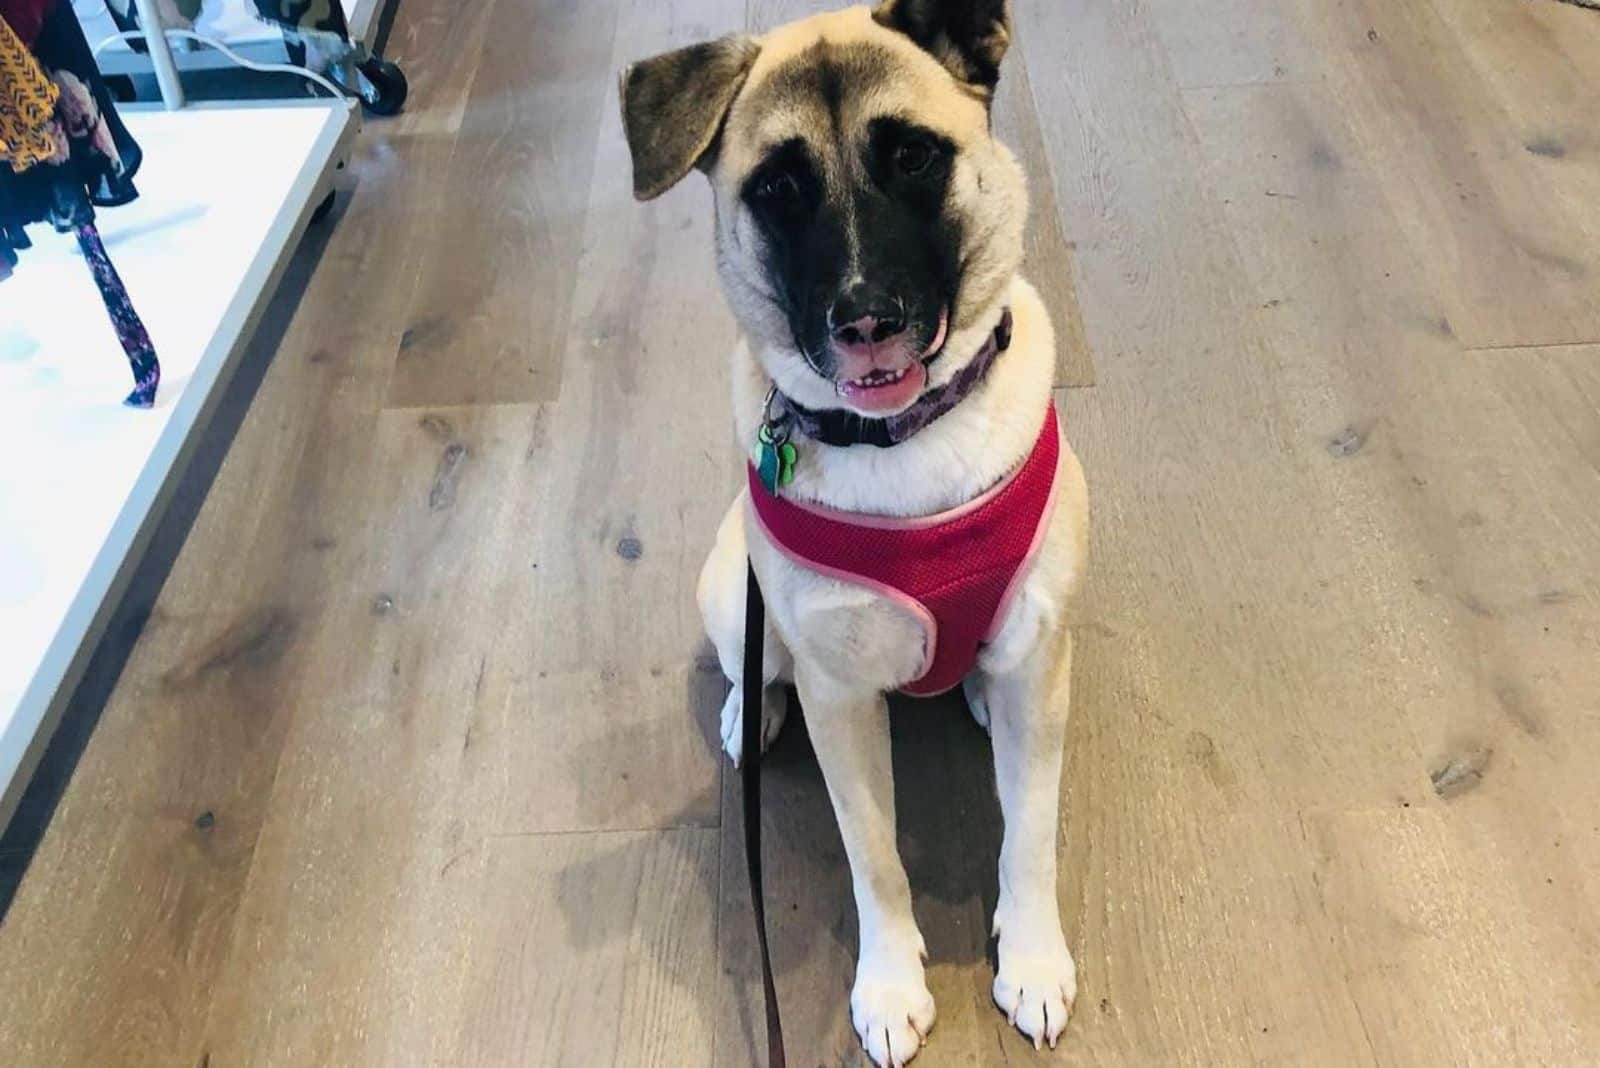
[75,222,159,407]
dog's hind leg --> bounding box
[698,493,790,766]
[978,623,1077,1051]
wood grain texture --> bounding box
[992,48,1096,388]
[1145,0,1330,87]
[3,1,1600,1066]
[481,0,747,838]
[1305,808,1600,1064]
[1142,0,1600,348]
[1018,0,1431,814]
[1293,0,1600,349]
[1424,0,1600,261]
[1179,75,1600,1062]
[192,405,546,1067]
[386,0,624,408]
[456,829,720,1067]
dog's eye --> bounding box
[753,172,801,202]
[894,139,936,177]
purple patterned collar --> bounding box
[771,308,1012,449]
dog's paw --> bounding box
[961,676,991,734]
[719,684,787,767]
[992,912,1077,1050]
[851,950,936,1068]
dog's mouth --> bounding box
[834,306,949,415]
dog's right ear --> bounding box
[620,35,761,201]
[873,0,1011,90]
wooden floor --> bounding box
[4,0,1600,1064]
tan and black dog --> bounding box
[622,4,1088,1064]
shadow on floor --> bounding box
[761,690,1006,962]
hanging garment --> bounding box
[0,0,50,44]
[0,11,53,280]
[0,0,160,406]
[249,0,350,41]
[0,13,58,174]
[104,0,204,31]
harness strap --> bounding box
[742,561,786,1068]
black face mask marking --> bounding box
[738,45,967,383]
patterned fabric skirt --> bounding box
[0,12,58,174]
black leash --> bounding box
[742,561,786,1068]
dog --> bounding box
[621,3,1088,1064]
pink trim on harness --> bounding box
[748,405,1061,696]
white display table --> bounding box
[0,100,358,825]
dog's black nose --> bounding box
[829,286,907,346]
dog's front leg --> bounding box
[983,624,1077,1050]
[796,669,934,1068]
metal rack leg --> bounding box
[132,0,185,110]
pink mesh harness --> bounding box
[748,405,1061,697]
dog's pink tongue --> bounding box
[838,362,928,413]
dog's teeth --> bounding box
[848,365,913,388]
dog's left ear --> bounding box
[620,35,761,201]
[872,0,1012,90]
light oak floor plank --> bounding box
[193,404,546,1067]
[481,0,749,839]
[1145,0,1330,88]
[386,0,624,408]
[1181,76,1600,1062]
[456,829,720,1067]
[994,47,1097,388]
[1292,0,1600,349]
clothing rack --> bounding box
[130,0,183,107]
[91,0,407,114]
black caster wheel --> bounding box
[355,57,408,117]
[309,190,337,225]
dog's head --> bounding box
[620,1,1027,416]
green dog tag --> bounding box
[757,425,798,494]
[778,442,797,486]
[757,441,780,493]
